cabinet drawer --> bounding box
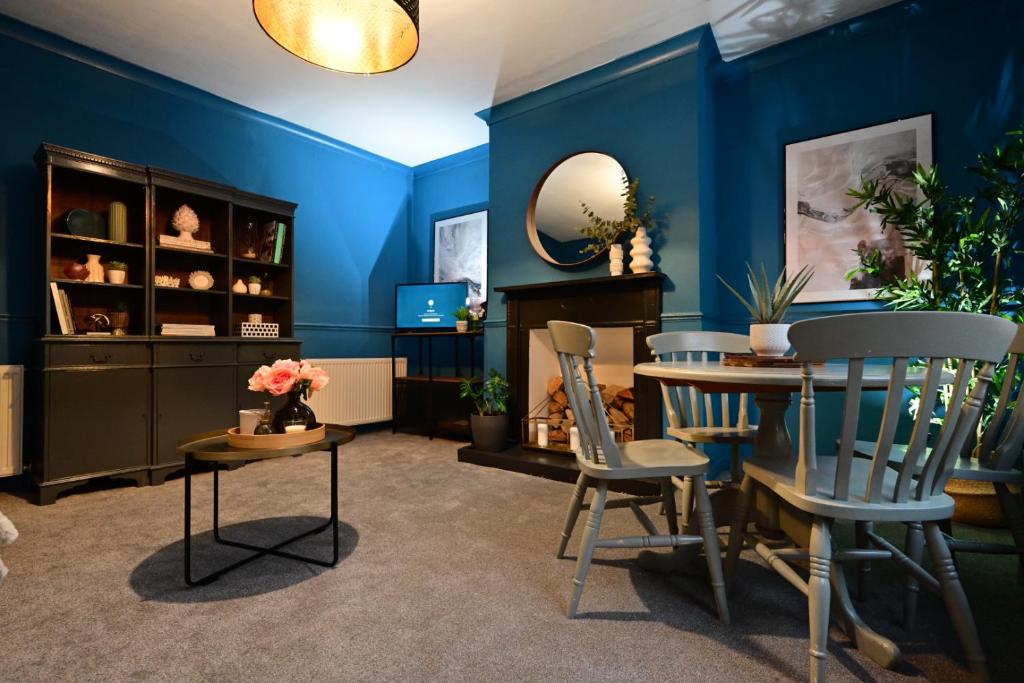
[49,343,149,367]
[237,342,302,364]
[154,344,234,366]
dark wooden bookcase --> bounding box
[32,144,300,504]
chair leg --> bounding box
[693,474,730,624]
[923,522,988,680]
[808,517,832,683]
[725,476,756,580]
[993,483,1024,582]
[902,522,925,631]
[730,443,742,484]
[567,480,608,619]
[557,473,589,559]
[678,474,694,529]
[854,521,872,600]
[661,479,679,536]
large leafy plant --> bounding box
[717,263,814,324]
[459,369,510,416]
[578,174,656,255]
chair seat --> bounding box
[743,456,956,522]
[852,440,1024,484]
[668,425,758,445]
[577,438,709,480]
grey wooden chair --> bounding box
[852,324,1024,627]
[548,320,729,623]
[725,311,1016,682]
[647,331,756,524]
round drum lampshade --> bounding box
[253,0,419,75]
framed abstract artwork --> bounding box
[433,209,488,300]
[784,114,933,303]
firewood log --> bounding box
[608,407,629,425]
[546,401,563,416]
[552,390,569,407]
[549,429,569,443]
[616,387,635,401]
[601,385,625,406]
[547,376,564,395]
[622,401,635,419]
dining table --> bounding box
[633,358,939,671]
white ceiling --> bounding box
[0,1,900,166]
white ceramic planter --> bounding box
[609,244,624,276]
[107,269,126,284]
[455,320,469,333]
[750,323,791,357]
[247,283,262,295]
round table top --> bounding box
[634,360,936,392]
[176,424,356,463]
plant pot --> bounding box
[947,478,1010,528]
[247,283,261,295]
[470,414,508,452]
[455,320,469,333]
[750,323,791,357]
[107,270,126,284]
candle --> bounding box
[537,422,549,447]
[239,409,262,435]
[569,426,580,454]
[284,424,306,433]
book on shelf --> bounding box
[158,234,213,252]
[62,290,76,334]
[50,282,76,335]
[160,323,216,337]
[273,222,286,264]
[259,220,277,261]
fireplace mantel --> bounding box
[497,271,665,442]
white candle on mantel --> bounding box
[569,426,580,454]
[537,422,549,447]
[284,424,306,433]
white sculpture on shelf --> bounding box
[629,227,653,273]
[171,204,200,240]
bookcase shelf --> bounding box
[52,233,146,250]
[52,278,144,290]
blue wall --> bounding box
[0,16,413,362]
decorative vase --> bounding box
[470,414,508,452]
[248,282,261,295]
[64,261,88,281]
[109,311,129,336]
[609,244,624,276]
[750,323,791,357]
[629,227,653,273]
[85,254,104,283]
[232,279,247,294]
[108,201,127,242]
[456,320,469,333]
[272,391,317,433]
[107,269,126,285]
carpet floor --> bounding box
[0,431,1021,682]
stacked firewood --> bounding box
[545,376,635,443]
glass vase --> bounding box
[272,391,317,433]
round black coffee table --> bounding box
[177,424,356,586]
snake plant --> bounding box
[718,263,814,324]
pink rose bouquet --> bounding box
[248,358,329,398]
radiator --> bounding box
[304,358,407,426]
[0,366,23,478]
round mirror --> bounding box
[527,152,627,267]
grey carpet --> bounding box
[0,431,1021,682]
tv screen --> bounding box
[395,282,469,330]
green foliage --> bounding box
[844,244,885,281]
[578,174,656,254]
[717,263,814,324]
[107,261,127,270]
[459,369,510,416]
[247,275,262,284]
[453,306,471,321]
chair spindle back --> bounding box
[788,312,1017,504]
[977,325,1024,473]
[647,332,752,433]
[548,321,622,468]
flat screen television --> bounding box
[395,282,469,330]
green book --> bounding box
[273,222,286,264]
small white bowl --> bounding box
[189,270,214,290]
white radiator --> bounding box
[304,358,407,426]
[0,366,23,478]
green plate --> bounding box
[65,209,107,239]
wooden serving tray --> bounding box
[722,353,803,368]
[227,423,326,449]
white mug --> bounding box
[239,409,264,435]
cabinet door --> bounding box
[46,369,150,480]
[155,366,237,465]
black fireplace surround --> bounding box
[458,272,664,490]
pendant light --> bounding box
[253,0,419,75]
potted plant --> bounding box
[247,275,262,295]
[459,369,510,452]
[453,306,471,332]
[718,263,813,356]
[578,174,657,275]
[106,261,127,284]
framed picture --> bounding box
[785,114,933,303]
[433,209,488,300]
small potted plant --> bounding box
[459,369,510,452]
[718,263,813,357]
[247,275,262,295]
[106,261,127,284]
[453,306,471,333]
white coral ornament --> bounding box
[171,204,200,239]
